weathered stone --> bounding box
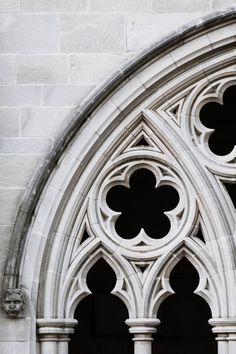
[21,107,72,138]
[0,155,40,187]
[0,0,19,11]
[0,319,31,340]
[17,55,69,85]
[0,189,24,225]
[1,289,26,317]
[0,14,58,53]
[0,226,12,270]
[43,85,93,106]
[0,138,51,154]
[88,0,150,12]
[71,54,130,84]
[0,343,30,352]
[152,0,209,12]
[0,56,16,84]
[212,0,236,9]
[21,0,86,11]
[0,109,19,137]
[61,14,125,53]
[0,86,41,106]
[127,13,205,51]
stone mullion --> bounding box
[37,319,77,354]
[216,334,228,354]
[209,318,236,354]
[126,318,160,354]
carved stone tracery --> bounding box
[4,12,236,354]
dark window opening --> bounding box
[193,226,205,243]
[80,229,90,244]
[69,258,132,354]
[223,182,236,208]
[134,136,150,146]
[153,258,217,354]
[106,168,179,239]
[200,85,236,156]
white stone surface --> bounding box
[0,226,12,283]
[17,55,69,85]
[0,189,24,224]
[0,86,41,106]
[20,107,73,138]
[0,343,30,353]
[0,108,19,137]
[61,14,125,53]
[71,54,130,84]
[0,56,16,84]
[152,0,210,12]
[88,0,151,12]
[0,4,235,354]
[0,138,51,154]
[43,85,93,106]
[0,155,40,187]
[0,14,58,53]
[21,0,87,11]
[127,13,206,51]
[0,319,31,340]
[0,0,19,11]
[212,0,236,9]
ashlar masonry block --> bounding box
[0,155,41,187]
[0,56,16,84]
[0,0,19,12]
[0,189,24,224]
[17,55,69,85]
[88,0,150,12]
[0,108,19,137]
[0,86,41,106]
[43,85,93,106]
[0,138,51,154]
[71,54,130,84]
[61,14,125,53]
[152,0,209,12]
[127,13,205,51]
[212,0,236,9]
[0,14,58,53]
[20,107,72,138]
[21,0,87,12]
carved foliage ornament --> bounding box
[1,288,26,317]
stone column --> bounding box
[126,318,160,354]
[209,318,236,354]
[37,319,78,354]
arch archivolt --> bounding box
[61,246,138,319]
[34,62,235,321]
[6,13,235,354]
[145,242,222,318]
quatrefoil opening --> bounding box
[200,85,236,156]
[106,168,179,239]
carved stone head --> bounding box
[2,288,26,317]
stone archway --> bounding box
[154,257,217,354]
[3,9,236,354]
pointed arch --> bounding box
[60,245,138,319]
[2,14,236,354]
[145,241,222,319]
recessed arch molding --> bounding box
[3,8,236,354]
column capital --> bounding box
[37,318,78,336]
[126,318,160,337]
[209,318,236,334]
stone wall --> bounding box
[0,0,235,309]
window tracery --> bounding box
[5,13,236,354]
[106,168,179,239]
